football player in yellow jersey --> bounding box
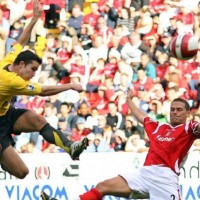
[0,0,88,179]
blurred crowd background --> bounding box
[2,0,200,154]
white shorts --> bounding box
[120,165,181,200]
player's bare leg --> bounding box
[40,176,149,200]
[0,145,29,179]
[13,111,88,160]
[80,176,149,199]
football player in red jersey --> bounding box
[41,89,200,200]
[41,90,200,200]
[0,0,88,180]
[77,90,200,200]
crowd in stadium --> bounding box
[1,0,200,154]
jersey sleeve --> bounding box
[0,43,23,69]
[1,70,42,96]
[144,116,160,137]
[13,81,42,96]
[189,120,200,136]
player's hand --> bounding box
[32,0,43,19]
[70,83,84,93]
[126,89,134,100]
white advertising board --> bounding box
[0,152,200,200]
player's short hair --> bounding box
[14,50,42,66]
[172,98,190,111]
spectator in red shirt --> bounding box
[27,96,46,115]
[94,16,113,45]
[99,0,125,12]
[98,0,110,13]
[0,0,10,20]
[176,2,194,27]
[149,0,166,14]
[134,69,154,94]
[56,35,72,64]
[155,52,169,86]
[86,58,105,93]
[116,90,129,116]
[105,49,120,79]
[91,86,109,115]
[148,83,166,102]
[113,25,130,46]
[113,0,126,12]
[82,2,100,28]
[64,53,86,75]
[64,53,89,86]
[98,77,115,102]
[71,117,90,141]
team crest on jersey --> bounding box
[10,47,16,53]
[26,84,35,91]
[165,131,171,136]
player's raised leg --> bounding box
[0,145,29,179]
[79,176,149,200]
[13,110,88,160]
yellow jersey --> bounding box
[0,43,42,116]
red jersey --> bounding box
[70,64,86,75]
[94,27,113,43]
[98,0,124,12]
[71,129,90,141]
[150,0,166,13]
[104,63,118,78]
[156,64,169,80]
[113,0,125,11]
[134,77,154,92]
[82,13,100,28]
[176,12,194,25]
[89,69,104,85]
[56,48,71,64]
[189,61,199,80]
[25,1,45,20]
[143,117,200,174]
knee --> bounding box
[95,181,107,193]
[16,166,29,179]
[33,115,47,130]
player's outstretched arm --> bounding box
[17,0,43,47]
[39,83,83,96]
[126,90,148,124]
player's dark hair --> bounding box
[13,50,42,66]
[172,98,190,111]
